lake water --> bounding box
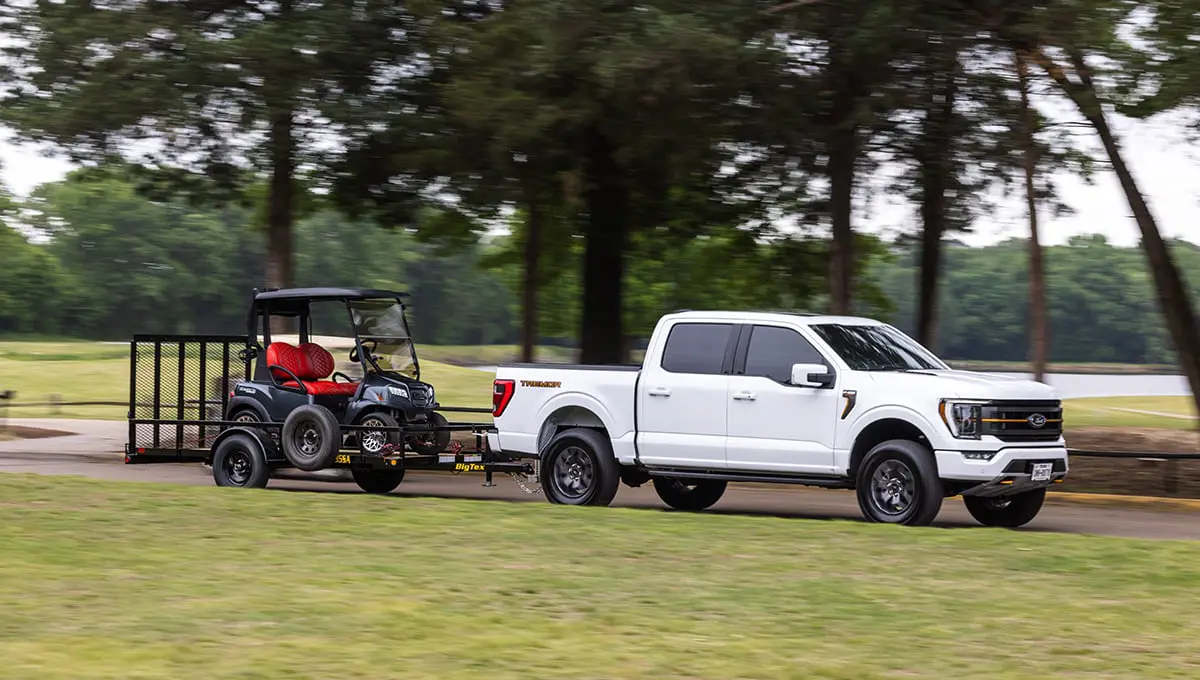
[472,366,1191,399]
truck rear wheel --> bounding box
[281,404,341,471]
[211,433,270,489]
[963,488,1046,528]
[652,477,727,511]
[539,428,620,507]
[855,438,943,526]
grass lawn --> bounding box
[1065,396,1197,431]
[0,340,495,421]
[1,475,1199,679]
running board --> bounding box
[645,467,853,489]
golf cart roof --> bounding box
[254,287,409,303]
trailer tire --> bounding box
[211,433,270,489]
[408,411,451,456]
[352,467,406,494]
[652,477,727,511]
[855,438,943,526]
[963,488,1046,528]
[539,428,620,507]
[281,404,341,471]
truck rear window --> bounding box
[661,323,734,374]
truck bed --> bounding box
[497,363,641,372]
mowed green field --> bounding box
[1,341,1195,431]
[0,341,494,421]
[1,474,1200,679]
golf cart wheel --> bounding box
[963,488,1047,528]
[352,466,406,495]
[280,404,341,472]
[538,427,620,507]
[652,477,727,511]
[211,433,270,489]
[855,438,943,526]
[356,411,403,456]
[407,411,451,456]
[229,408,261,424]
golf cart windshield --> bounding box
[349,298,419,380]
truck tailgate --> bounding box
[491,363,640,458]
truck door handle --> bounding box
[732,391,756,401]
[648,387,671,397]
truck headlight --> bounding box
[387,385,410,400]
[939,399,984,439]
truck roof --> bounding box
[663,310,885,326]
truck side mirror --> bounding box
[791,363,833,388]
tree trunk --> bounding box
[265,107,295,335]
[827,123,857,315]
[520,181,541,364]
[579,128,629,365]
[1016,53,1048,383]
[915,49,958,349]
[1034,48,1200,414]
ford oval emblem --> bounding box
[1027,413,1047,428]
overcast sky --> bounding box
[3,105,1197,249]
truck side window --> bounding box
[743,325,825,383]
[660,323,734,375]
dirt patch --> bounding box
[0,424,75,440]
[1063,427,1200,498]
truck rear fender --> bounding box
[843,405,942,477]
[533,393,632,464]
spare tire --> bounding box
[281,404,341,471]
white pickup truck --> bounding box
[488,310,1068,527]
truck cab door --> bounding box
[725,323,840,475]
[635,321,737,469]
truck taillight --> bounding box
[493,379,515,417]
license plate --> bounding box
[1031,463,1053,482]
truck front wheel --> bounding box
[963,488,1046,528]
[855,438,943,526]
[652,477,727,511]
[539,428,620,507]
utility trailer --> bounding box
[122,288,541,495]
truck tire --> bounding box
[408,411,451,456]
[539,427,620,507]
[963,488,1046,528]
[652,477,727,511]
[281,404,341,471]
[855,438,943,526]
[352,466,406,495]
[211,433,270,489]
[356,411,403,456]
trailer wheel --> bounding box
[357,411,402,456]
[281,404,341,471]
[963,488,1046,528]
[352,467,406,494]
[855,438,943,526]
[652,477,727,511]
[211,433,270,488]
[539,428,620,507]
[408,411,451,456]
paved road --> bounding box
[4,447,1200,541]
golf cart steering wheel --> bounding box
[349,338,377,363]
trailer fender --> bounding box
[210,425,284,465]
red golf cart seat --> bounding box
[266,341,360,396]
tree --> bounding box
[0,0,425,301]
[992,0,1200,414]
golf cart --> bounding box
[122,287,537,495]
[224,287,451,464]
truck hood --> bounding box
[866,369,1060,401]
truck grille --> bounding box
[981,400,1063,443]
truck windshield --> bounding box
[810,324,947,372]
[348,298,418,380]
